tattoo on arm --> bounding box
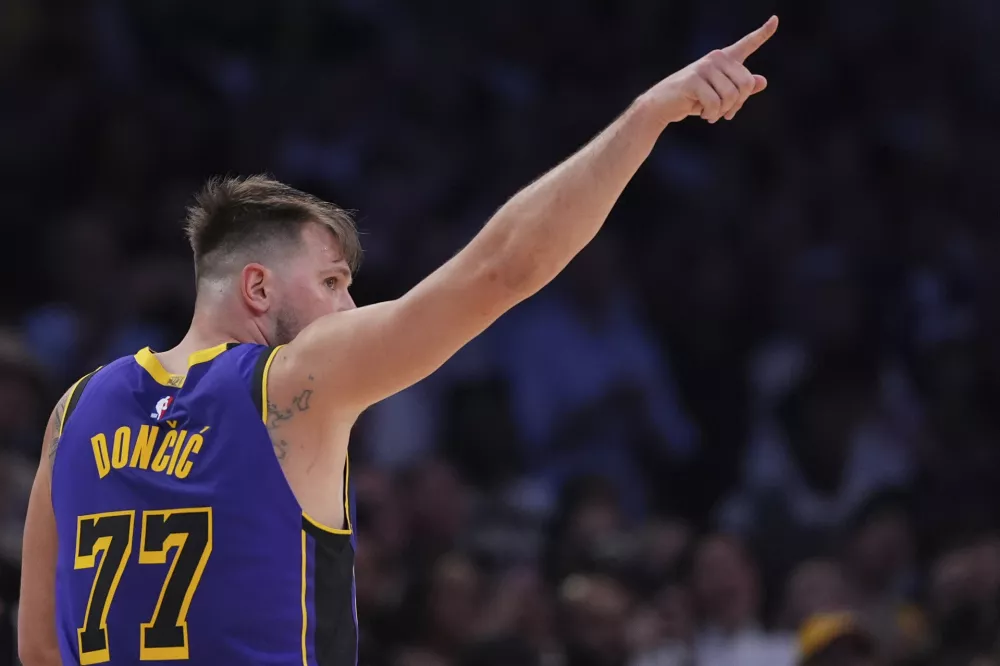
[266,401,294,430]
[266,376,315,464]
[291,389,313,412]
[273,439,290,461]
[266,379,315,431]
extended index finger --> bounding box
[722,15,779,63]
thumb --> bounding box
[752,74,768,94]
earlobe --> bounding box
[241,263,271,316]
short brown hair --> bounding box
[184,175,362,280]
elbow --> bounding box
[485,247,546,301]
[471,210,554,301]
[489,261,536,300]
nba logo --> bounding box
[151,396,174,420]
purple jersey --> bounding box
[52,343,357,665]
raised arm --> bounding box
[18,392,70,666]
[270,17,778,415]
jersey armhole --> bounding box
[249,344,353,536]
[250,345,284,423]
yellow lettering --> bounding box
[174,434,204,479]
[166,431,187,476]
[130,425,159,470]
[111,426,131,469]
[151,431,177,473]
[91,433,111,479]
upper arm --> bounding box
[18,393,69,665]
[270,251,522,416]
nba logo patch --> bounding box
[151,396,174,420]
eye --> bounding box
[324,277,339,290]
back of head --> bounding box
[183,175,363,344]
[185,175,362,283]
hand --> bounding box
[643,16,778,125]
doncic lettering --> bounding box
[90,424,206,480]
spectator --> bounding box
[403,460,474,565]
[544,476,628,585]
[841,491,927,662]
[926,537,1000,665]
[493,235,698,519]
[400,552,484,665]
[628,585,695,666]
[689,534,795,666]
[796,613,878,666]
[721,357,915,571]
[780,559,855,631]
[558,573,631,666]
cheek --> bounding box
[294,283,338,317]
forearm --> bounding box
[18,642,62,666]
[466,95,666,297]
[280,18,776,411]
[457,15,777,298]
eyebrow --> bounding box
[327,264,353,286]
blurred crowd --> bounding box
[4,0,1000,664]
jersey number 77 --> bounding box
[73,507,213,664]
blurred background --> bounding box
[3,0,1000,664]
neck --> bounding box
[167,297,269,359]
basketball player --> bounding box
[18,16,777,666]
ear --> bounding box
[239,263,272,316]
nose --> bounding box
[339,290,357,312]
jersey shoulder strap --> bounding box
[249,345,285,424]
[59,366,103,437]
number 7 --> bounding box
[74,512,134,665]
[75,508,213,664]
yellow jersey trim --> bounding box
[302,511,351,536]
[300,531,308,666]
[300,453,352,535]
[343,455,353,533]
[260,345,285,423]
[134,343,232,388]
